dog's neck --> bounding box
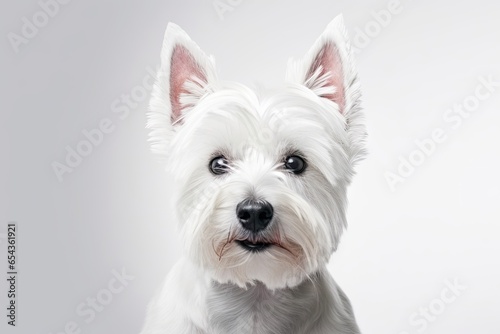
[206,271,331,334]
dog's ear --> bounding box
[148,23,217,154]
[286,15,360,116]
[287,15,366,166]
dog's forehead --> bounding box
[173,83,348,165]
[198,83,345,127]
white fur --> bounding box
[142,14,366,334]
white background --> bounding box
[1,0,500,333]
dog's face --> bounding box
[148,16,365,289]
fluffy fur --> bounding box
[142,15,366,334]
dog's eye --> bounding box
[284,156,306,174]
[209,156,230,175]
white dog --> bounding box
[141,14,365,334]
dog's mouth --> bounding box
[236,239,272,252]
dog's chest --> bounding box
[206,281,318,334]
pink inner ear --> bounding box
[170,45,207,123]
[308,43,345,113]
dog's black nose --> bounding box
[236,199,273,232]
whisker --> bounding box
[272,228,297,257]
[218,230,237,261]
[212,239,220,258]
[275,242,296,257]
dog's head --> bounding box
[148,15,365,289]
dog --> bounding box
[141,14,365,334]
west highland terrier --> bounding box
[141,14,366,334]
